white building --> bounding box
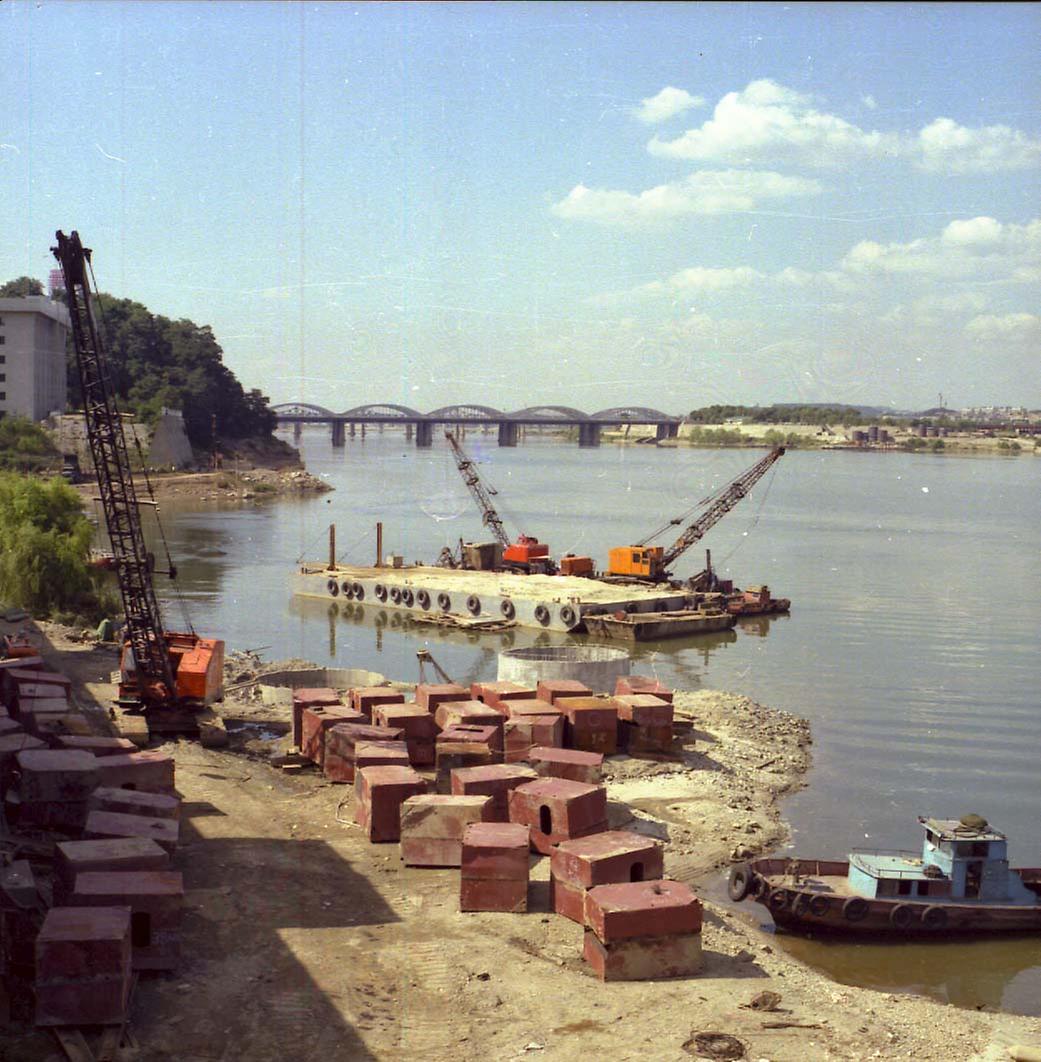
[0,296,70,421]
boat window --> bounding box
[897,880,912,896]
[969,842,989,857]
[925,830,937,846]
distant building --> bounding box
[148,408,194,469]
[0,296,70,421]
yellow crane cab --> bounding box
[607,545,665,580]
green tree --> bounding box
[0,276,44,297]
[0,416,59,472]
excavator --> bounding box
[443,430,556,573]
[52,231,224,731]
[607,446,785,582]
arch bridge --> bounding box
[272,401,683,448]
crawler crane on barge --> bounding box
[52,230,224,735]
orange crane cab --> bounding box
[607,545,665,580]
[502,534,549,567]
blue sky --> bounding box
[2,2,1038,412]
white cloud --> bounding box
[551,169,821,224]
[651,266,763,293]
[648,79,902,168]
[965,312,1041,339]
[917,118,1041,174]
[634,86,704,124]
[861,95,877,110]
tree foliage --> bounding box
[687,404,866,426]
[0,416,60,472]
[0,276,45,297]
[0,473,114,620]
[65,294,276,448]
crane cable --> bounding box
[717,459,780,566]
[86,261,194,635]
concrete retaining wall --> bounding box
[497,645,630,694]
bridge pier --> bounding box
[349,422,356,438]
[293,422,302,442]
[578,423,601,448]
[331,420,346,447]
[656,422,679,441]
[405,423,414,441]
[497,422,518,447]
[415,422,433,447]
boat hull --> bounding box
[583,610,737,642]
[739,858,1041,936]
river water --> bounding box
[144,429,1041,1013]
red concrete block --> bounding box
[555,696,619,755]
[354,740,411,771]
[94,750,175,794]
[55,735,139,757]
[434,699,504,735]
[536,679,592,705]
[529,746,604,785]
[550,832,664,923]
[84,810,179,855]
[88,787,181,821]
[620,722,674,755]
[291,687,341,746]
[7,668,71,690]
[71,871,184,971]
[55,838,170,902]
[353,765,427,842]
[0,655,44,673]
[435,742,494,793]
[374,703,437,766]
[415,683,468,713]
[583,929,702,981]
[459,878,527,913]
[460,822,530,880]
[16,749,98,802]
[351,686,405,720]
[504,716,565,762]
[301,706,365,766]
[470,682,536,710]
[508,778,608,855]
[399,794,492,866]
[7,794,86,832]
[0,717,22,736]
[450,763,538,821]
[438,724,498,752]
[614,694,673,727]
[36,976,134,1027]
[615,675,674,703]
[503,698,559,719]
[583,880,703,943]
[323,722,403,783]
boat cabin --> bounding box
[847,816,1038,905]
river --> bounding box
[143,428,1041,1013]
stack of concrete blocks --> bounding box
[374,704,437,766]
[450,764,538,822]
[615,695,674,755]
[555,696,619,756]
[11,749,98,832]
[324,722,404,783]
[528,746,603,784]
[6,669,82,739]
[351,686,405,721]
[582,880,703,981]
[501,700,564,763]
[507,778,608,855]
[354,765,427,842]
[83,752,179,855]
[434,701,504,755]
[291,687,342,749]
[549,831,665,923]
[434,732,495,792]
[301,706,364,768]
[460,822,530,912]
[470,681,536,712]
[54,838,170,906]
[399,794,492,867]
[34,907,133,1026]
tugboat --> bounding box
[729,815,1041,935]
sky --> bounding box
[2,2,1039,414]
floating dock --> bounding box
[292,564,689,633]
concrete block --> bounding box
[529,746,604,785]
[291,687,341,746]
[583,928,702,981]
[503,698,559,719]
[470,682,536,710]
[555,696,619,755]
[415,683,469,713]
[434,741,494,793]
[450,763,538,822]
[434,699,504,736]
[614,694,673,727]
[54,735,139,757]
[351,686,405,720]
[583,880,703,943]
[619,721,674,755]
[536,680,592,705]
[459,878,527,913]
[88,787,181,821]
[399,794,492,866]
[354,740,411,771]
[508,778,608,855]
[550,832,664,923]
[503,716,565,763]
[615,676,674,703]
[84,810,179,855]
[323,722,403,783]
[55,838,169,903]
[301,706,365,766]
[16,749,98,802]
[460,822,530,881]
[94,750,176,794]
[374,703,437,766]
[354,765,426,842]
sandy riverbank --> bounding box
[5,623,1040,1061]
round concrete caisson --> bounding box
[497,645,630,694]
[257,667,387,708]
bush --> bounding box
[0,415,59,472]
[0,473,116,621]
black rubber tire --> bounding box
[327,578,339,597]
[727,864,754,902]
[341,581,354,598]
[922,905,948,930]
[754,875,771,900]
[768,888,789,912]
[352,583,365,600]
[417,589,431,610]
[843,897,870,922]
[390,587,402,604]
[792,891,814,916]
[808,894,831,918]
[466,594,481,615]
[437,592,451,612]
[889,904,913,929]
[401,588,414,607]
[534,604,550,626]
[375,584,387,602]
[560,605,577,627]
[500,599,515,620]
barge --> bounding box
[293,563,691,634]
[583,607,736,642]
[730,815,1041,936]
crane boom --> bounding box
[52,230,176,699]
[660,446,785,569]
[444,430,510,549]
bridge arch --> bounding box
[271,402,337,417]
[508,405,591,422]
[590,406,679,423]
[426,404,505,421]
[337,403,424,419]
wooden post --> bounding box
[376,522,383,568]
[329,524,336,570]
